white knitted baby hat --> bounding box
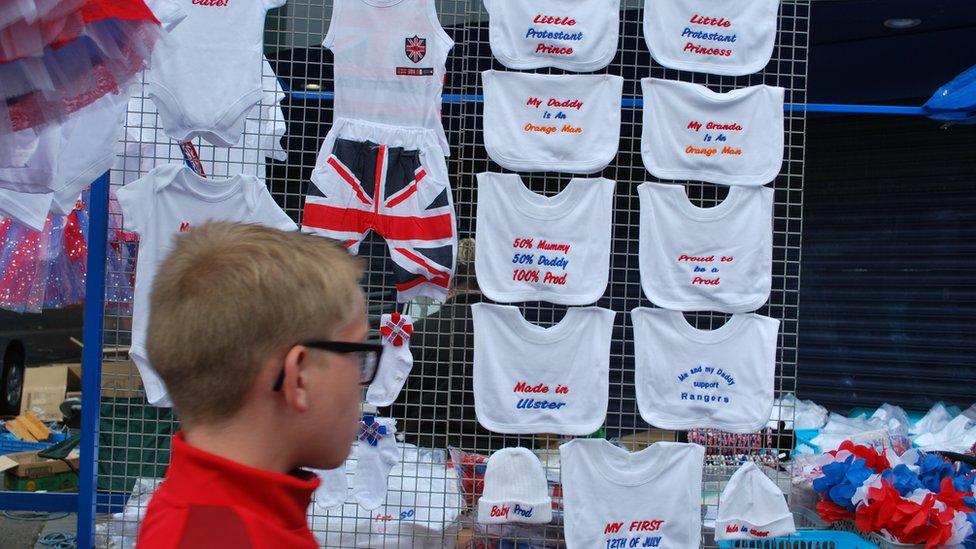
[477,447,553,525]
[716,461,796,541]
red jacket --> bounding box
[137,432,320,549]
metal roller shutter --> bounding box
[799,115,976,413]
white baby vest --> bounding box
[630,307,779,433]
[641,78,784,185]
[484,0,620,72]
[0,88,128,229]
[117,164,298,407]
[472,303,614,435]
[475,173,613,305]
[560,439,705,549]
[325,0,454,157]
[638,182,773,313]
[147,0,284,146]
[643,0,780,76]
[482,70,623,174]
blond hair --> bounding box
[146,222,362,423]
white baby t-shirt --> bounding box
[484,0,620,72]
[147,0,285,146]
[325,0,454,157]
[631,307,779,433]
[472,303,614,435]
[643,0,780,76]
[475,173,613,305]
[0,88,129,228]
[0,124,40,169]
[482,70,623,174]
[641,78,784,185]
[48,90,130,216]
[0,189,52,231]
[560,439,705,549]
[117,164,297,407]
[638,182,773,313]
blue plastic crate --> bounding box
[717,530,880,548]
[0,431,68,456]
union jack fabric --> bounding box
[405,35,427,63]
[380,311,413,347]
[358,415,388,447]
[302,134,456,303]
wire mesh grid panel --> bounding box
[95,0,808,547]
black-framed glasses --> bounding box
[273,341,384,391]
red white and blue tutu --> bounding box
[0,0,163,135]
[0,190,91,312]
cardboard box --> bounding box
[0,449,80,492]
[65,362,145,399]
[94,361,145,399]
[20,361,145,421]
[19,365,80,421]
[618,429,678,450]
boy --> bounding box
[137,222,372,548]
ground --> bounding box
[0,512,76,549]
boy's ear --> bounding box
[281,345,311,413]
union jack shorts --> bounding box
[302,118,456,302]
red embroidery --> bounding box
[380,312,413,346]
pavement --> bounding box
[0,512,76,549]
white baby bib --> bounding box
[641,78,784,185]
[643,0,780,76]
[631,307,779,433]
[483,70,623,174]
[484,0,620,71]
[472,303,614,435]
[475,173,613,305]
[638,182,773,313]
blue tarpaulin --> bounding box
[923,64,976,124]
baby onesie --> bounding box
[147,0,285,146]
[117,61,287,186]
[117,164,297,406]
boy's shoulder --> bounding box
[138,494,255,549]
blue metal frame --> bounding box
[77,171,109,548]
[286,90,929,116]
[0,173,108,549]
[0,491,77,512]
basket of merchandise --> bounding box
[805,441,974,548]
[717,504,880,548]
[717,529,880,548]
